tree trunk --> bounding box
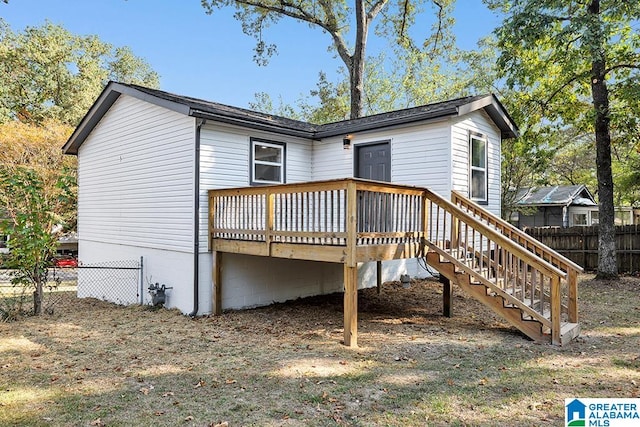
[33,279,43,315]
[588,0,617,278]
[350,0,368,119]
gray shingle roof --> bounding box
[63,81,519,155]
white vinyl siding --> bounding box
[451,110,501,215]
[389,122,451,195]
[198,123,312,250]
[312,136,354,180]
[77,95,195,252]
[313,120,452,197]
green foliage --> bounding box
[0,167,61,317]
[0,121,75,318]
[486,0,640,277]
[484,0,640,181]
[0,19,159,126]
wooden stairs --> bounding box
[422,190,583,345]
[426,249,580,345]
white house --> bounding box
[63,81,518,316]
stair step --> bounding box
[426,245,579,345]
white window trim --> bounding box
[251,138,285,185]
[469,133,488,204]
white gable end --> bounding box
[451,109,502,215]
[77,94,196,253]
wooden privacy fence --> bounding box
[525,225,640,273]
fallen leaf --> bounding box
[184,415,194,421]
[154,411,165,416]
[225,379,237,384]
[90,418,104,427]
[212,422,228,427]
[194,380,206,388]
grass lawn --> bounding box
[0,274,638,426]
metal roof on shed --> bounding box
[515,185,596,207]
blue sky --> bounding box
[1,0,502,109]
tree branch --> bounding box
[317,0,352,67]
[367,0,388,21]
[540,70,591,110]
[429,1,445,58]
[604,63,640,76]
[223,0,353,68]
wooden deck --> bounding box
[208,178,582,347]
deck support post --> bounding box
[344,181,358,347]
[376,261,382,294]
[440,274,453,317]
[343,264,358,347]
[212,251,222,315]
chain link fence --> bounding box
[0,257,143,320]
[77,258,143,305]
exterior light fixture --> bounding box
[343,137,351,149]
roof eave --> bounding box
[458,94,519,139]
[314,109,458,139]
[62,82,191,155]
[189,109,315,139]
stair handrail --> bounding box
[426,188,571,344]
[423,189,567,280]
[451,190,584,274]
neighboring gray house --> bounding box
[513,185,597,228]
[63,81,517,315]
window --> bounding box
[251,139,285,185]
[590,211,599,225]
[572,213,587,226]
[469,134,488,203]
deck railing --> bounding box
[209,178,578,344]
[209,179,426,252]
[451,190,582,325]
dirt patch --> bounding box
[1,275,639,426]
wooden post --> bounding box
[266,190,274,255]
[440,274,452,317]
[568,269,578,323]
[208,192,215,252]
[344,264,358,347]
[212,251,222,315]
[450,193,460,250]
[551,275,561,345]
[376,260,382,295]
[346,181,357,268]
[344,180,358,347]
[422,192,430,252]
